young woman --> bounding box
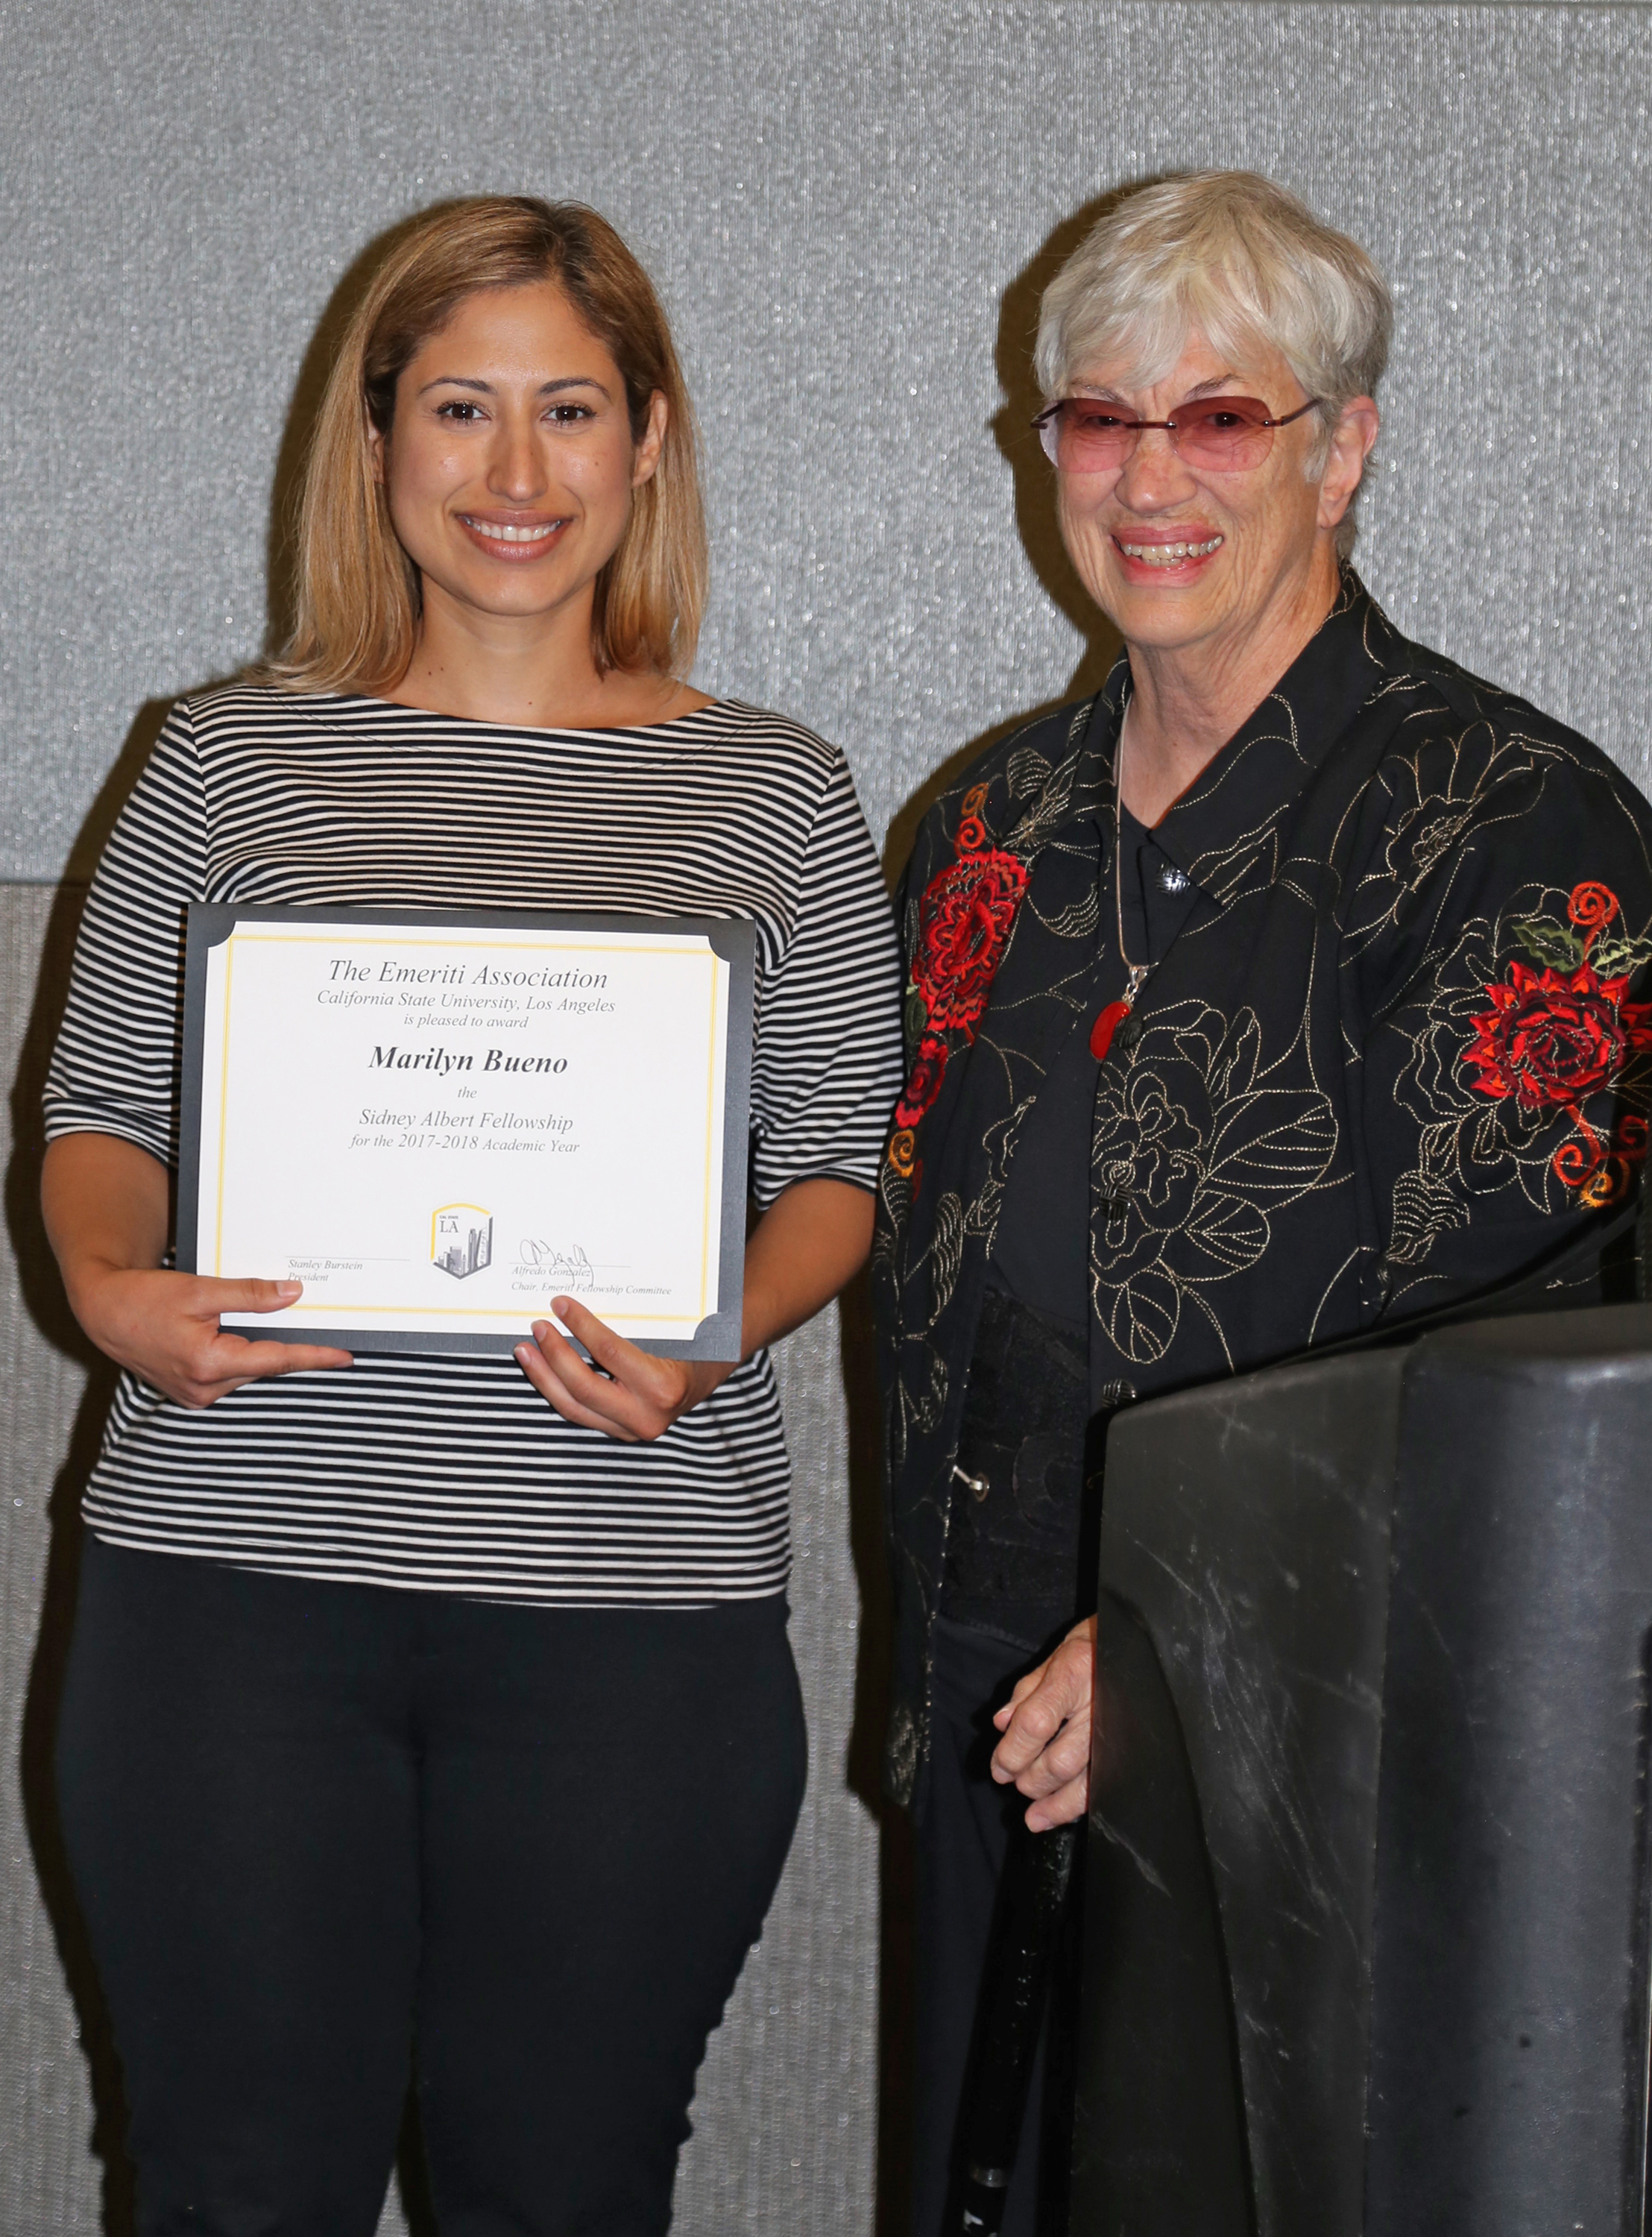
[43,196,903,2237]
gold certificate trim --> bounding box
[205,928,726,1327]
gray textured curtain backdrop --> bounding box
[2,2,1649,2230]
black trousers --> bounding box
[911,1617,1079,2237]
[54,1535,807,2237]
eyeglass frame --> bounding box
[1030,392,1324,471]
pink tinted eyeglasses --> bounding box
[1032,393,1322,473]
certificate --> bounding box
[177,905,754,1357]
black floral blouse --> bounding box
[873,571,1652,1806]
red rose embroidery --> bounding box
[895,1034,950,1129]
[1464,959,1647,1111]
[1465,880,1652,1204]
[913,850,1028,1036]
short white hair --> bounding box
[1035,172,1392,554]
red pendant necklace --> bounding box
[1090,720,1151,1063]
[1088,992,1138,1063]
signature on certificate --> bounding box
[520,1239,595,1291]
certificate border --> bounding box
[178,902,754,1360]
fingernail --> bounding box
[531,1321,550,1341]
[551,1295,572,1315]
[274,1281,300,1300]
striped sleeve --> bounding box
[748,749,904,1206]
[44,702,206,1164]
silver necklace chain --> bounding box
[1115,711,1152,1007]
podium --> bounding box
[1072,1303,1652,2236]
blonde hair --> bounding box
[271,196,707,693]
[1035,172,1391,556]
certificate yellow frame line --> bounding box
[224,933,709,956]
[231,1306,704,1324]
[212,936,236,1277]
[699,946,722,1312]
[206,927,727,1325]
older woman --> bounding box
[874,170,1652,2235]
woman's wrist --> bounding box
[60,1258,164,1356]
[736,1275,778,1364]
[42,1135,171,1326]
[60,1249,131,1324]
[64,1234,165,1293]
[736,1178,874,1362]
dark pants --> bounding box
[911,1616,1079,2237]
[54,1535,807,2237]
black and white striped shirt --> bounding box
[45,685,904,1604]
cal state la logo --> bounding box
[432,1204,493,1280]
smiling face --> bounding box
[1053,327,1373,673]
[371,279,664,638]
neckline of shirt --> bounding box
[257,686,746,746]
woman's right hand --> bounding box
[42,1132,351,1408]
[70,1265,353,1409]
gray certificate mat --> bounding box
[177,903,755,1359]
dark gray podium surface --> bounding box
[1073,1304,1652,2237]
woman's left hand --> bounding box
[989,1614,1097,1830]
[516,1297,731,1442]
[514,1177,875,1442]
